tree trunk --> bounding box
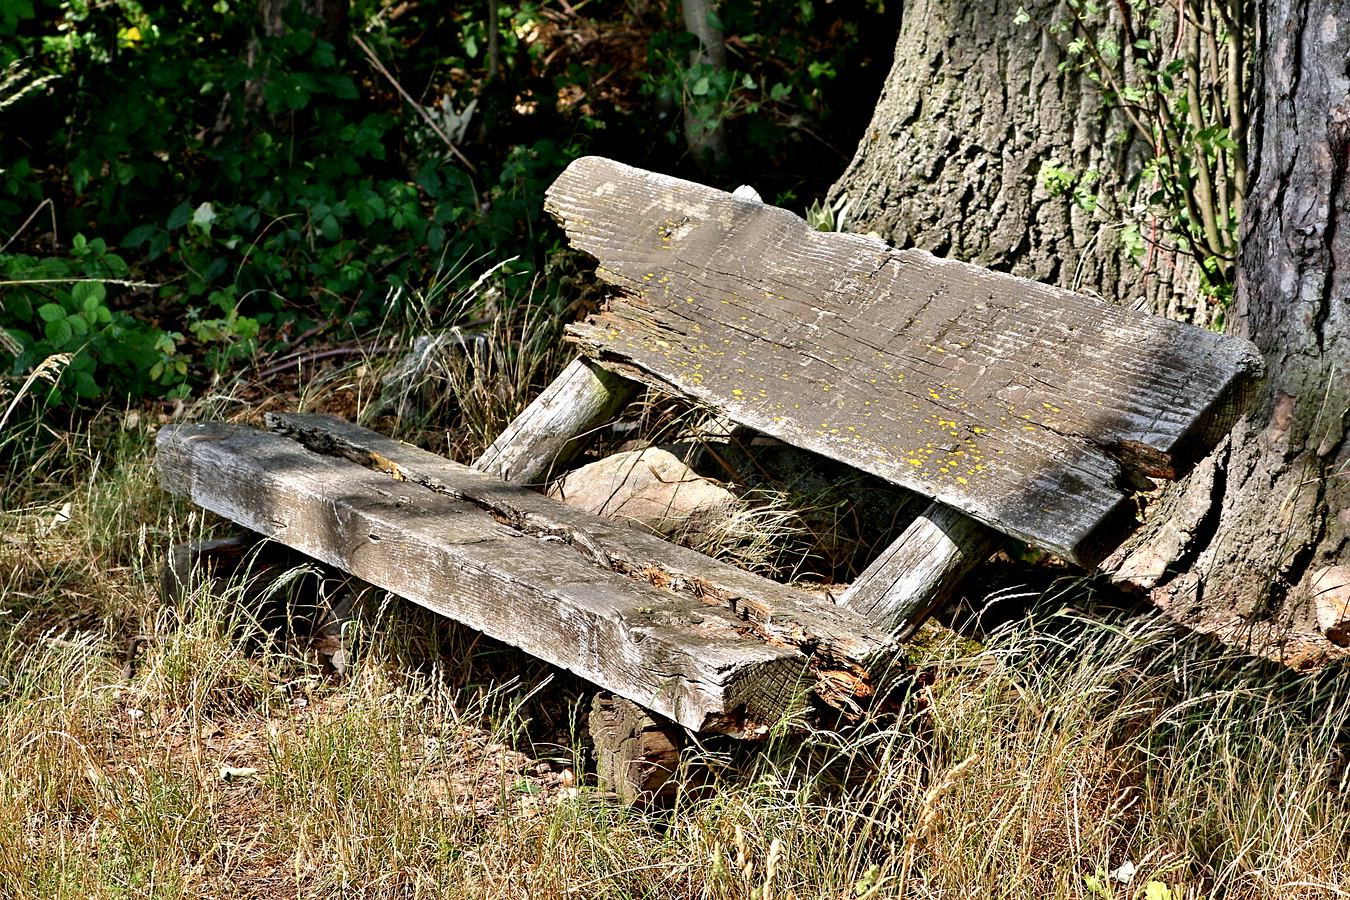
[836,0,1349,657]
[830,0,1204,321]
[681,0,728,169]
[1112,0,1349,656]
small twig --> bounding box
[122,633,157,681]
[0,277,160,289]
[254,345,399,380]
[0,197,58,253]
[257,322,338,368]
[352,33,479,175]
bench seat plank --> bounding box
[157,418,888,734]
[546,157,1264,567]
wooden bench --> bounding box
[156,157,1262,793]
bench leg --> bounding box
[840,502,1000,640]
[588,693,685,806]
[473,356,640,485]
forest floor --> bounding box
[2,355,1349,900]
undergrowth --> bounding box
[1,360,1347,898]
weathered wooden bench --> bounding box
[156,157,1262,796]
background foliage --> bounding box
[0,0,896,410]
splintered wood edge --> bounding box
[157,421,868,734]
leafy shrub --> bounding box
[1,0,894,409]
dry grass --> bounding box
[2,339,1348,899]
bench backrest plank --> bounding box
[546,157,1263,567]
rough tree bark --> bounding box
[836,0,1348,656]
[1111,0,1348,655]
[829,0,1204,321]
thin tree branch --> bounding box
[352,33,479,176]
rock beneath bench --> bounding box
[548,447,736,540]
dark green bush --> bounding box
[0,0,894,409]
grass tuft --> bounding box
[1,313,1347,898]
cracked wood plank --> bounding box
[266,412,891,679]
[157,421,880,734]
[546,156,1265,567]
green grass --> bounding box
[1,367,1348,899]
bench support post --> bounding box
[474,356,640,485]
[840,502,1000,640]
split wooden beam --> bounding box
[545,156,1264,569]
[157,415,892,734]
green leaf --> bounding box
[45,318,73,345]
[102,253,129,278]
[124,224,159,248]
[1082,873,1110,898]
[73,370,99,397]
[1121,223,1145,260]
[0,0,35,34]
[167,202,193,230]
[690,75,711,96]
[37,303,65,323]
[71,281,106,308]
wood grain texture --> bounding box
[474,357,639,485]
[267,413,890,675]
[840,502,1001,639]
[546,156,1265,567]
[157,421,880,734]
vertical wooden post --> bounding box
[840,502,1000,640]
[473,356,639,485]
[472,354,671,802]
